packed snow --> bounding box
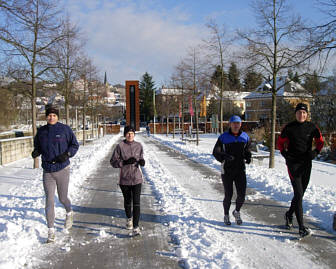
[0,131,335,268]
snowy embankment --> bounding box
[151,133,336,233]
[0,134,120,269]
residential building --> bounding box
[244,77,312,121]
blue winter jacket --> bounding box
[34,122,79,172]
[212,129,251,173]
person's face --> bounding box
[230,122,241,134]
[125,131,135,142]
[295,110,308,123]
[46,113,58,125]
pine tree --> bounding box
[288,69,301,83]
[0,87,18,128]
[228,62,241,90]
[139,72,156,122]
[211,65,227,87]
[293,72,301,83]
[304,71,321,96]
[243,69,263,91]
[207,97,219,117]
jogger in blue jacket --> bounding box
[212,115,251,226]
[32,106,79,243]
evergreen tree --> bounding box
[288,69,301,83]
[139,72,156,122]
[0,86,18,128]
[207,97,219,117]
[287,69,294,80]
[304,71,321,96]
[243,69,263,91]
[277,99,296,126]
[211,65,227,88]
[228,62,241,90]
[293,72,301,83]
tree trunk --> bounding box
[269,0,277,169]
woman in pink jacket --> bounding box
[110,126,145,236]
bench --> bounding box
[181,138,198,143]
[251,143,269,165]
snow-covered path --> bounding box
[0,132,335,268]
[139,134,334,268]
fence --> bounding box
[148,121,259,134]
[0,128,105,165]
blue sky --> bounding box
[63,0,329,86]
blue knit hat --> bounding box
[229,115,242,123]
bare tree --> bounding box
[183,46,209,145]
[0,0,65,168]
[76,56,97,145]
[171,61,188,139]
[237,0,325,168]
[205,20,231,133]
[50,15,85,125]
[315,0,336,50]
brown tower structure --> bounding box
[125,80,140,131]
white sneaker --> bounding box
[64,211,73,229]
[133,226,141,236]
[232,210,242,225]
[47,228,55,243]
[126,218,133,230]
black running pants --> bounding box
[221,170,246,215]
[287,161,312,229]
[119,183,142,228]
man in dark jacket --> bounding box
[277,103,323,238]
[213,115,251,226]
[32,106,79,242]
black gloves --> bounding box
[31,149,40,158]
[245,152,252,164]
[138,159,145,167]
[309,149,319,160]
[122,158,145,166]
[123,157,137,165]
[220,152,235,161]
[281,150,288,159]
[53,151,70,163]
[245,156,251,164]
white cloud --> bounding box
[65,0,207,85]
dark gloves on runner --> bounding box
[245,157,251,164]
[280,150,288,159]
[138,159,145,167]
[245,152,251,164]
[309,149,319,160]
[31,149,40,158]
[123,157,137,165]
[220,152,235,161]
[53,151,70,163]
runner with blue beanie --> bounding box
[213,115,251,225]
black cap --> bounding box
[295,103,308,113]
[124,125,135,137]
[45,105,59,117]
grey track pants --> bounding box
[43,166,71,228]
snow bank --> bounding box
[0,134,120,269]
